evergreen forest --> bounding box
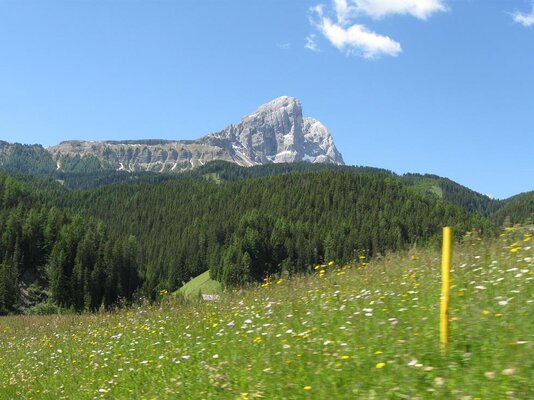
[0,160,531,314]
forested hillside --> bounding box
[491,191,534,226]
[399,173,501,216]
[68,171,494,294]
[0,173,139,314]
[1,164,529,314]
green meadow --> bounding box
[1,226,532,399]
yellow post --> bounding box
[440,227,452,351]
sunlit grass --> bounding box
[0,226,532,399]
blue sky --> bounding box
[0,0,532,199]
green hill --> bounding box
[491,191,534,226]
[399,173,501,217]
[2,163,531,314]
[68,170,493,293]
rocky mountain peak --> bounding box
[210,96,343,166]
[46,96,344,172]
[253,96,302,115]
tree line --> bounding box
[0,174,139,314]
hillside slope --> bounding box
[491,191,534,226]
[68,170,494,293]
[1,226,531,398]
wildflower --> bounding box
[482,310,491,315]
[484,371,496,380]
[328,261,335,266]
[303,386,312,390]
[502,368,516,376]
[341,355,350,360]
[434,377,445,386]
[253,337,262,345]
[375,362,386,369]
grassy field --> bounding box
[0,226,532,399]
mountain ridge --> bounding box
[46,96,344,172]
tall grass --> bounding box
[0,226,532,399]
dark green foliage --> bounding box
[0,173,139,314]
[491,191,534,226]
[56,170,174,190]
[57,154,110,173]
[0,141,56,176]
[1,159,528,313]
[69,170,494,292]
[182,160,393,182]
[400,173,501,217]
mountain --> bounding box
[46,96,344,172]
[399,173,501,217]
[491,191,534,226]
[0,141,55,175]
[65,169,493,291]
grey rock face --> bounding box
[47,96,344,172]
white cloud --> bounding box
[334,0,354,24]
[512,3,534,27]
[305,34,320,52]
[318,17,401,58]
[308,0,447,59]
[350,0,447,20]
[277,43,291,50]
